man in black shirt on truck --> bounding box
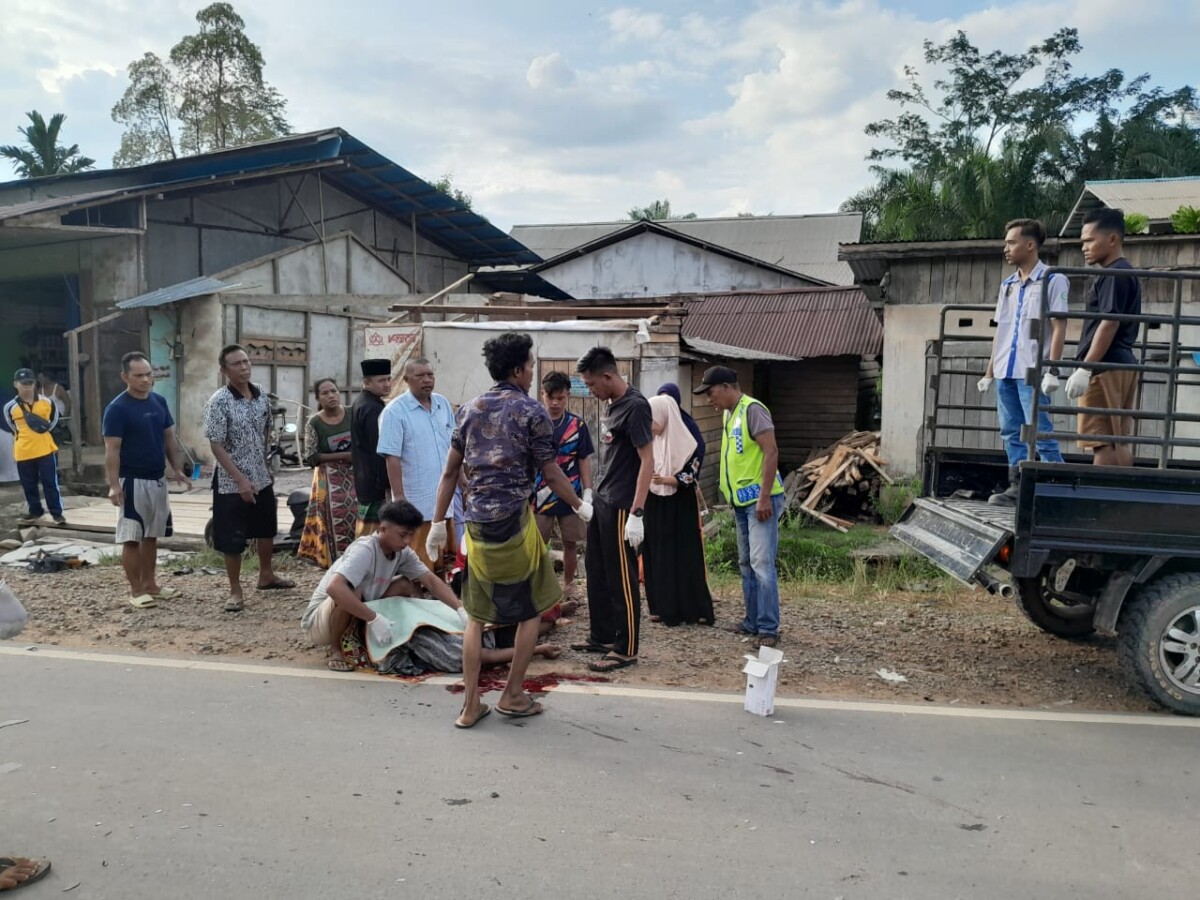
[1066,207,1142,467]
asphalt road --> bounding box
[2,647,1196,899]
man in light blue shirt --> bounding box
[978,218,1068,506]
[378,358,457,570]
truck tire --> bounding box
[1118,573,1200,716]
[1015,574,1097,639]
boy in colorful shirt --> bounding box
[2,368,64,526]
[532,371,594,598]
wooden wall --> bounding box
[688,356,868,502]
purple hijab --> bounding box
[656,382,705,468]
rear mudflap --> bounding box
[890,498,1012,586]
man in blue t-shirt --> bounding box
[102,352,191,608]
[533,371,594,598]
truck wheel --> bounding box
[1015,574,1096,638]
[1118,573,1200,716]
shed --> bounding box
[1061,177,1200,237]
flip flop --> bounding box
[454,704,492,729]
[495,696,543,718]
[0,856,52,890]
[325,657,355,672]
[589,654,638,673]
[128,594,157,609]
[256,579,296,590]
[151,588,179,601]
[570,641,613,654]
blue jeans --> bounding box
[996,378,1063,466]
[17,453,63,517]
[733,493,784,637]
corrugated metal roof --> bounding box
[1061,177,1200,237]
[116,276,237,309]
[681,287,882,360]
[0,129,539,267]
[512,213,862,285]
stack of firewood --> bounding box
[781,431,891,532]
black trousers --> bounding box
[585,496,640,657]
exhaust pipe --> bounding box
[976,571,1015,600]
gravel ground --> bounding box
[5,552,1159,715]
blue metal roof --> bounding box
[116,276,237,309]
[0,129,540,268]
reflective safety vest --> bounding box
[720,394,784,507]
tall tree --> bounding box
[0,111,95,178]
[111,2,289,165]
[627,198,697,221]
[847,28,1200,241]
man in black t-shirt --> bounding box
[575,347,654,672]
[1066,207,1142,467]
[351,358,392,534]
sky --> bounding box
[1,0,1197,230]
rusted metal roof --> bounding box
[681,287,882,360]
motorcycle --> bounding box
[267,393,302,473]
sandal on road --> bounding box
[256,578,296,591]
[223,596,245,613]
[325,657,354,673]
[128,594,157,609]
[0,857,51,891]
[495,695,543,718]
[455,704,492,729]
[589,653,638,673]
[151,587,179,601]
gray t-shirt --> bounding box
[301,535,429,629]
[746,402,774,438]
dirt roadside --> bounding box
[6,554,1158,715]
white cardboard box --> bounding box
[742,645,784,716]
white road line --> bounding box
[3,644,1197,728]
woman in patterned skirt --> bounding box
[298,378,357,568]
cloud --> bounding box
[526,52,576,90]
[606,8,667,42]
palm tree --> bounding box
[0,111,96,178]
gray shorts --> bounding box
[115,477,173,543]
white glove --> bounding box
[976,375,994,393]
[624,513,645,551]
[582,488,593,505]
[1040,371,1060,396]
[367,614,393,645]
[1065,367,1091,400]
[455,607,470,630]
[425,520,448,563]
[575,501,594,523]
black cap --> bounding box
[360,358,392,377]
[692,365,738,394]
[13,368,35,384]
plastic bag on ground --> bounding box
[0,580,28,640]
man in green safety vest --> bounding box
[694,366,784,648]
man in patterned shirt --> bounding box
[202,345,295,612]
[533,371,594,599]
[427,332,592,728]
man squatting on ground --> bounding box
[301,499,560,673]
[202,344,295,613]
[977,218,1067,506]
[575,346,654,673]
[103,351,191,609]
[427,332,593,728]
[350,358,392,536]
[1067,207,1143,467]
[694,365,785,649]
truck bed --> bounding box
[891,498,1014,585]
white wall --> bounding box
[539,231,814,299]
[422,325,643,407]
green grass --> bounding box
[704,510,950,592]
[871,475,922,526]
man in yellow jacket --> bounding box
[2,368,65,526]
